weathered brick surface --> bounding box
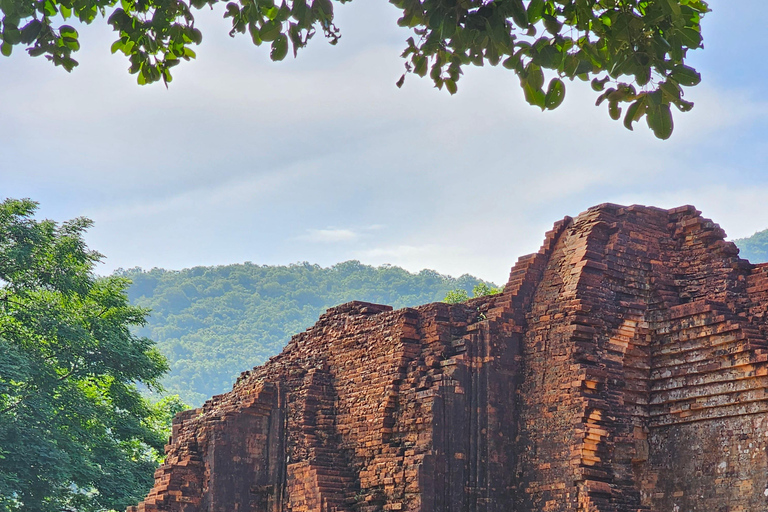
[129,204,768,512]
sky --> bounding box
[1,0,766,285]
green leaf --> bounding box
[544,78,565,110]
[111,40,124,54]
[251,22,264,45]
[542,14,562,35]
[608,100,621,120]
[270,34,288,61]
[263,5,279,20]
[623,97,645,130]
[525,62,544,90]
[508,0,528,28]
[440,15,456,39]
[224,2,239,17]
[686,0,710,13]
[523,82,546,110]
[62,36,80,51]
[20,20,42,44]
[445,78,457,95]
[595,87,615,106]
[591,76,610,92]
[670,64,701,86]
[502,54,523,72]
[3,26,22,45]
[679,27,702,48]
[647,103,674,139]
[59,25,78,38]
[563,54,579,77]
[663,0,681,16]
[260,20,282,42]
[28,46,47,56]
[535,44,557,68]
[527,0,544,24]
[312,0,332,17]
[659,80,681,101]
[0,42,11,57]
[428,10,443,30]
[572,52,594,76]
[414,55,427,77]
[42,0,57,16]
[675,98,694,112]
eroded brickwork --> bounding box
[130,204,768,512]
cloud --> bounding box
[296,224,386,244]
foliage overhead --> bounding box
[0,0,708,139]
[734,229,768,265]
[0,199,170,512]
[120,261,497,406]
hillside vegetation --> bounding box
[735,229,768,264]
[121,261,497,406]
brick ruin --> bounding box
[130,204,768,512]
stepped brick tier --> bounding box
[130,204,768,512]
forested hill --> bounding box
[121,261,497,406]
[735,229,768,264]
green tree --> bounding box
[145,395,190,457]
[735,229,768,264]
[443,288,470,304]
[472,282,501,297]
[443,281,502,303]
[0,0,708,138]
[0,199,170,512]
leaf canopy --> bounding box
[0,0,709,138]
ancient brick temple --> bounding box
[130,204,768,512]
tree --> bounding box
[0,199,170,512]
[0,0,708,139]
[443,282,501,303]
[471,282,501,297]
[443,288,470,303]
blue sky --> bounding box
[1,0,766,285]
